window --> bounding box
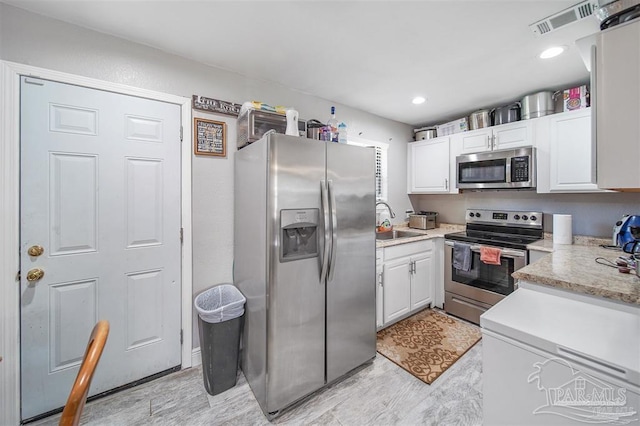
[347,138,389,201]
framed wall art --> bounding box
[194,117,226,157]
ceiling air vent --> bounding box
[529,0,600,35]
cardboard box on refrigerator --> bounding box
[561,85,589,111]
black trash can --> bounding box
[194,284,246,396]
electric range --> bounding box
[443,209,544,324]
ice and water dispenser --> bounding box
[280,209,319,262]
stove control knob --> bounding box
[513,214,520,220]
[469,212,475,217]
[475,212,481,218]
[522,215,529,221]
[530,215,537,221]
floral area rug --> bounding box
[376,309,482,384]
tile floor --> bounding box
[32,340,483,425]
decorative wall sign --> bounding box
[192,95,242,116]
[194,118,226,157]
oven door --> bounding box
[444,241,527,299]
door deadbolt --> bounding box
[26,268,45,282]
[28,245,44,257]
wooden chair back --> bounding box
[59,320,109,426]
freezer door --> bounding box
[266,134,327,413]
[326,142,377,383]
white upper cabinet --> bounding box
[536,108,605,193]
[493,121,533,151]
[458,128,493,153]
[548,108,598,192]
[596,20,640,190]
[407,137,451,194]
[456,120,533,154]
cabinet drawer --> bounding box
[445,291,491,325]
[384,240,433,261]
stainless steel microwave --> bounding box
[456,147,536,190]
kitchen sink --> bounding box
[376,230,424,240]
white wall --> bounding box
[411,191,640,237]
[0,3,414,347]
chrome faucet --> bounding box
[375,201,396,218]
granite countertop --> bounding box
[527,233,611,253]
[513,244,640,306]
[375,223,464,248]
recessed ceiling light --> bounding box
[539,46,565,59]
[412,96,426,105]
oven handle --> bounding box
[444,240,526,258]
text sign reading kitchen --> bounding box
[192,95,242,116]
[444,209,543,324]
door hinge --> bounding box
[378,273,383,287]
[180,126,183,142]
[16,270,21,281]
[180,227,184,243]
[180,329,183,345]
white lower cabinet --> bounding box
[379,239,435,329]
[382,257,413,324]
[410,252,433,311]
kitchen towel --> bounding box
[480,246,502,265]
[553,214,573,245]
[452,242,472,272]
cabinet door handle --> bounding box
[486,135,491,149]
[444,178,448,190]
[493,135,497,150]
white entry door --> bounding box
[20,77,182,420]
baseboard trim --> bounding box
[192,347,202,367]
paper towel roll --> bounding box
[553,214,573,245]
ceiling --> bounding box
[3,1,601,127]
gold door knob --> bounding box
[26,268,45,282]
[28,245,45,257]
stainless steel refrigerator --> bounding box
[234,133,376,418]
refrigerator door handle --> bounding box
[320,180,331,284]
[327,180,338,282]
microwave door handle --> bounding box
[505,159,512,183]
